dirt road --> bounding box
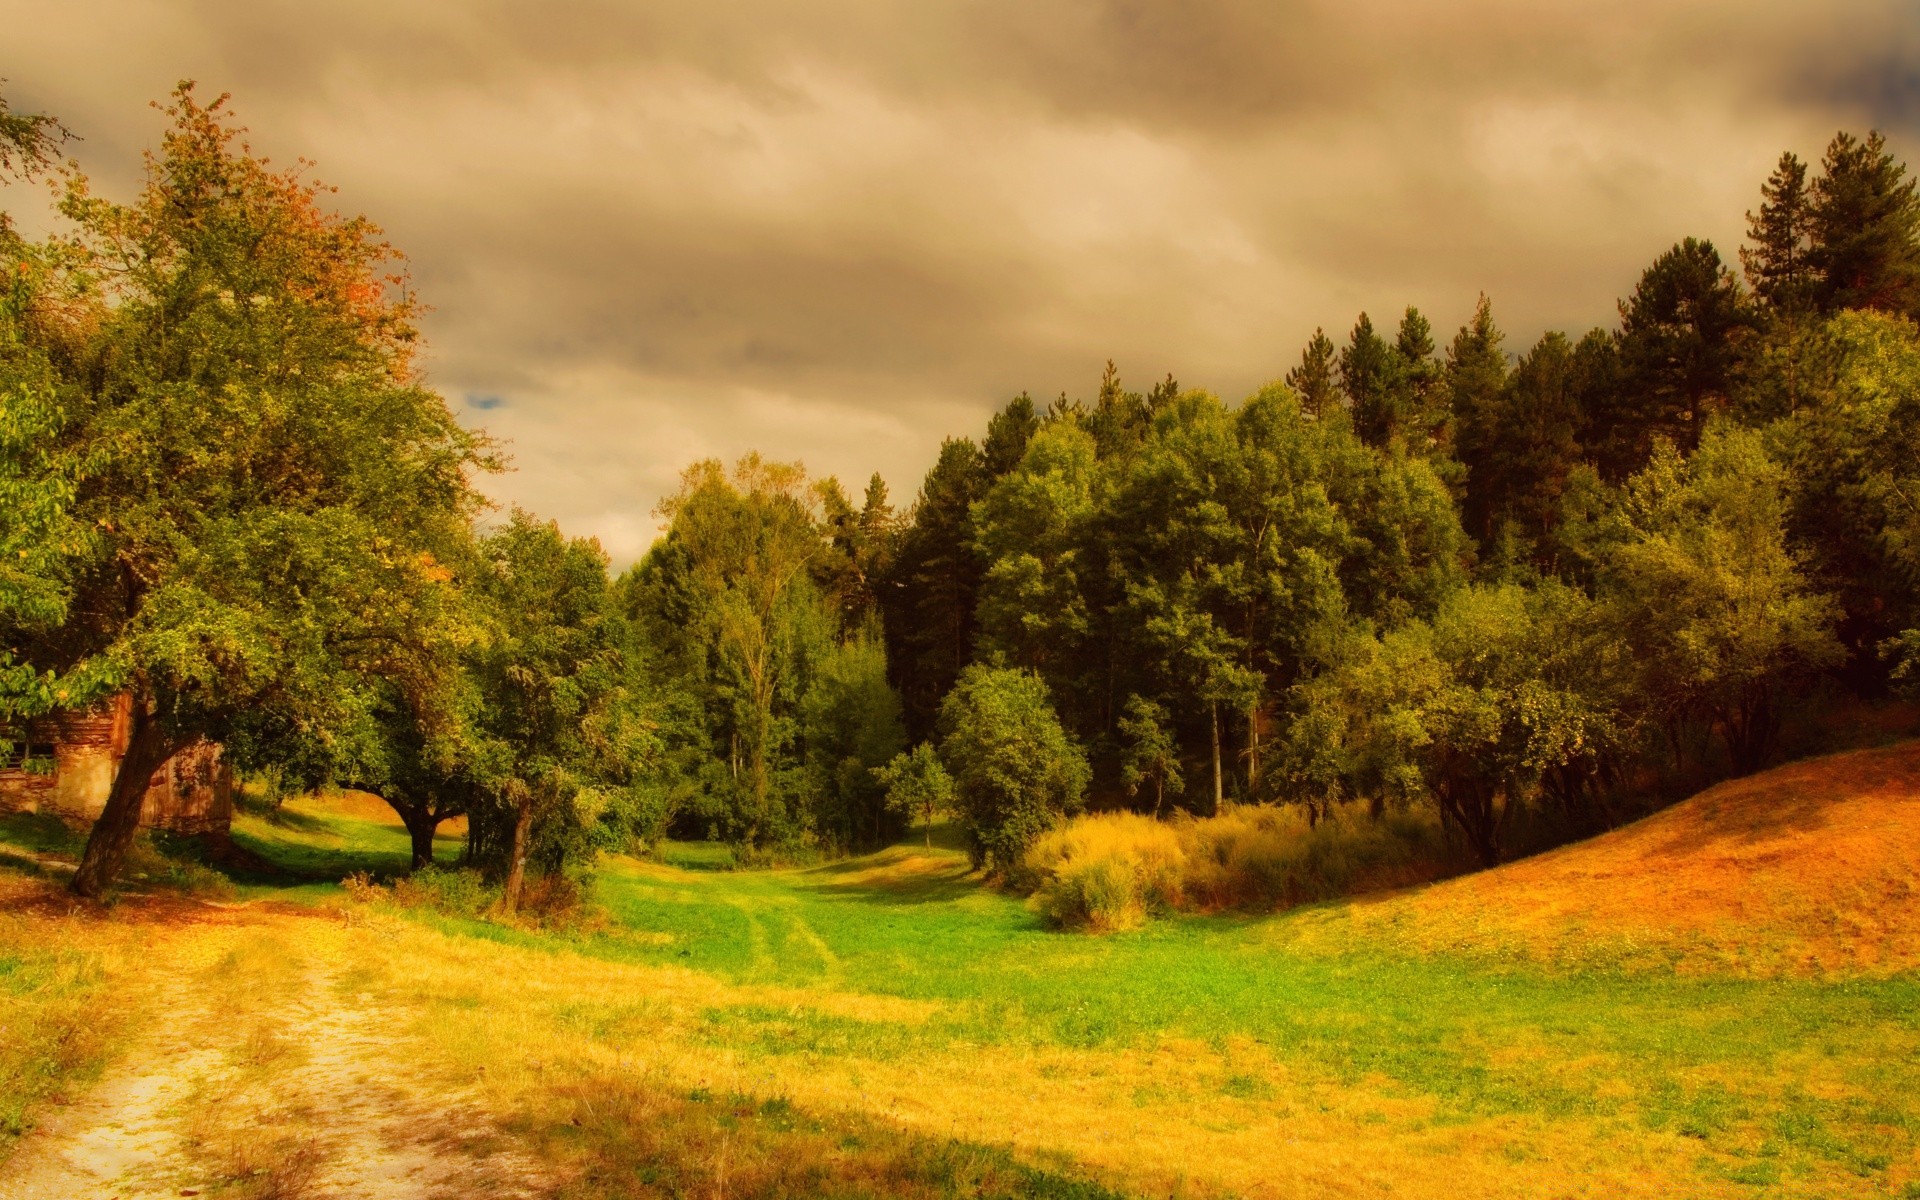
[0,908,547,1200]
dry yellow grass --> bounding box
[1027,802,1456,928]
[1293,740,1920,975]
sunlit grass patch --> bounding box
[0,878,160,1149]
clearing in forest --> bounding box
[3,742,1920,1198]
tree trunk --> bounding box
[402,808,441,872]
[500,798,534,913]
[1246,703,1260,795]
[1210,701,1222,814]
[71,702,175,899]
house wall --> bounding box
[0,696,232,835]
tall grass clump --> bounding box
[1024,804,1459,929]
[1025,813,1185,932]
[1180,804,1453,910]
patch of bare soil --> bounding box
[0,911,550,1200]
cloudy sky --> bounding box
[5,1,1917,562]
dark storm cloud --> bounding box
[4,0,1916,561]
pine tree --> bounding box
[1742,151,1814,314]
[1340,312,1397,447]
[1611,238,1755,466]
[1808,130,1920,317]
[1285,327,1339,418]
[1395,306,1445,453]
[1445,296,1509,543]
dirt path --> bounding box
[0,911,549,1200]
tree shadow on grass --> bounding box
[0,810,86,858]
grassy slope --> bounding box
[4,746,1920,1196]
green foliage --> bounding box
[1117,695,1181,816]
[1806,130,1920,318]
[463,512,656,908]
[800,627,907,849]
[627,455,909,853]
[1597,425,1843,773]
[1303,580,1625,866]
[937,665,1089,872]
[0,84,491,894]
[1768,310,1920,661]
[875,742,954,849]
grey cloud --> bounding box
[4,0,1916,563]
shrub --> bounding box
[1180,804,1450,910]
[1023,803,1459,929]
[1025,813,1184,932]
[390,865,498,918]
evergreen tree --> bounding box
[1285,327,1340,418]
[982,393,1040,477]
[1807,131,1920,318]
[1743,151,1815,314]
[1445,296,1510,543]
[1605,238,1755,472]
[880,438,988,739]
[1340,312,1397,447]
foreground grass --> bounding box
[0,876,164,1149]
[5,783,1920,1196]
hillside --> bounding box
[1306,740,1920,975]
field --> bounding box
[3,746,1920,1198]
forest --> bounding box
[3,85,1919,912]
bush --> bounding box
[1181,804,1451,910]
[1022,803,1459,930]
[389,865,498,918]
[1026,813,1184,931]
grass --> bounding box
[4,745,1920,1195]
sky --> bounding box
[4,0,1918,564]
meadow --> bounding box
[6,746,1920,1198]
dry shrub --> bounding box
[1180,804,1451,911]
[339,870,385,905]
[1025,804,1457,929]
[1026,813,1186,932]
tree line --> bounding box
[3,86,1918,897]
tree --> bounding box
[1340,312,1396,446]
[800,627,907,850]
[1463,332,1585,564]
[875,742,954,849]
[1768,310,1920,670]
[464,513,642,911]
[0,85,490,897]
[1599,426,1843,774]
[936,665,1088,872]
[1318,581,1625,867]
[1286,328,1340,419]
[1743,151,1815,314]
[1117,695,1182,816]
[648,455,826,847]
[1602,238,1756,472]
[972,421,1098,674]
[1446,295,1509,537]
[1807,130,1920,318]
[880,437,988,739]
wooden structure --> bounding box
[0,695,233,835]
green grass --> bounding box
[226,793,462,883]
[48,792,1920,1193]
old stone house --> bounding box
[0,695,233,834]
